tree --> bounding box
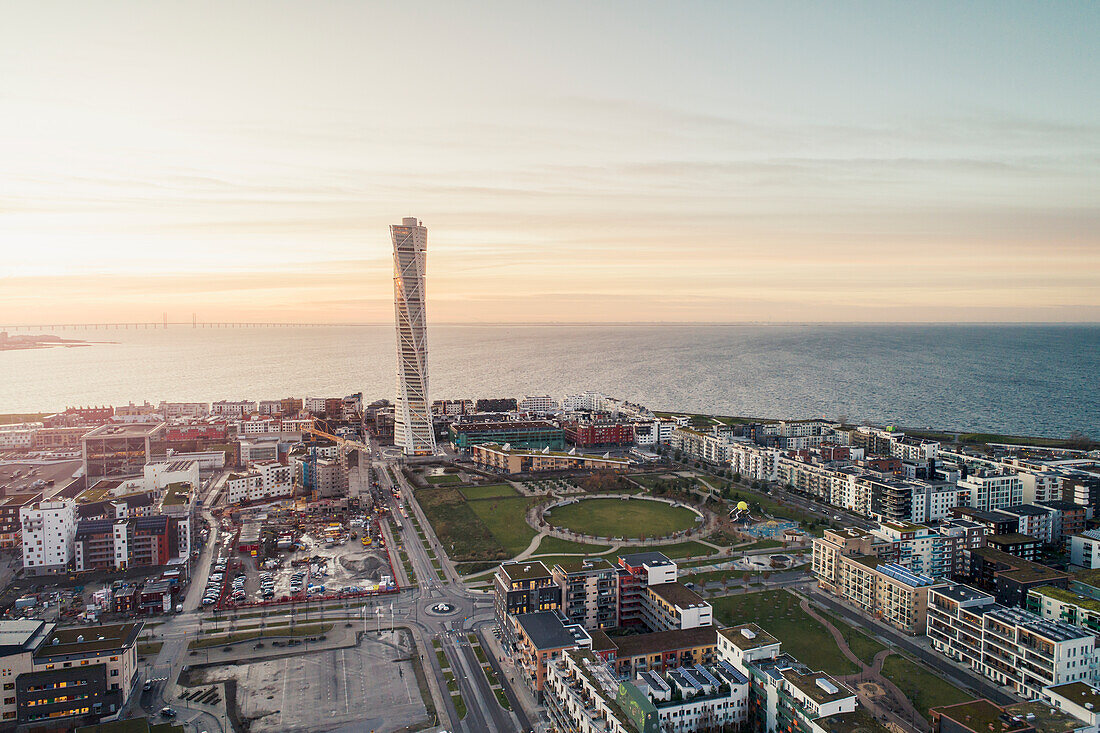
[732,472,741,484]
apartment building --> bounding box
[73,515,187,571]
[1027,585,1100,636]
[930,698,1094,733]
[1071,531,1100,569]
[494,562,562,642]
[959,472,1025,511]
[212,400,257,417]
[0,423,40,450]
[226,461,292,505]
[511,611,593,694]
[158,401,209,418]
[471,443,630,474]
[643,583,713,632]
[564,420,634,447]
[727,440,780,482]
[928,583,1097,698]
[0,493,41,549]
[544,647,749,733]
[618,552,680,628]
[518,395,557,414]
[593,627,719,679]
[562,392,605,412]
[21,500,78,575]
[964,547,1069,607]
[553,558,619,630]
[0,619,141,729]
[1039,501,1088,549]
[449,420,565,451]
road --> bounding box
[377,461,528,733]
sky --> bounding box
[1,1,1098,324]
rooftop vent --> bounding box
[740,628,756,640]
[816,678,839,695]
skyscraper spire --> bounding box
[392,217,436,456]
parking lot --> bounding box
[0,460,82,496]
[194,631,426,732]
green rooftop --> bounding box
[162,482,191,506]
[1031,585,1100,613]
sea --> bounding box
[1,324,1097,439]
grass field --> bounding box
[426,474,462,485]
[881,654,972,720]
[467,496,539,555]
[533,536,612,555]
[415,487,509,561]
[710,590,858,676]
[546,497,699,538]
[623,541,714,559]
[459,483,519,500]
[820,611,887,665]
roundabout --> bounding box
[536,494,708,542]
[425,602,457,617]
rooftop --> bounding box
[783,670,853,705]
[34,622,142,658]
[647,582,708,609]
[1072,568,1100,589]
[987,533,1041,547]
[554,557,616,574]
[1030,585,1100,613]
[162,482,191,506]
[817,708,893,733]
[0,619,52,655]
[931,700,1033,733]
[83,422,165,438]
[1048,682,1100,711]
[619,551,674,568]
[932,583,995,606]
[1005,701,1090,733]
[514,612,585,651]
[451,420,561,433]
[498,561,552,582]
[610,626,717,658]
[719,624,780,651]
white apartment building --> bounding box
[239,417,278,435]
[912,484,960,522]
[518,395,557,414]
[891,439,940,462]
[303,396,328,414]
[777,420,835,438]
[158,401,209,418]
[142,460,200,491]
[544,648,749,733]
[1070,531,1100,569]
[212,400,257,417]
[226,461,293,504]
[959,471,1024,511]
[561,392,605,412]
[928,583,1098,699]
[0,423,41,450]
[20,500,77,575]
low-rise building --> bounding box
[1071,531,1100,569]
[643,583,713,631]
[471,443,630,474]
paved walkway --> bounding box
[797,596,928,733]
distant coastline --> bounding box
[0,332,108,351]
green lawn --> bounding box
[623,541,715,560]
[460,483,519,500]
[710,590,858,676]
[820,611,887,665]
[426,474,462,485]
[467,496,539,556]
[743,538,783,551]
[881,654,973,720]
[546,497,699,539]
[533,536,613,555]
[415,487,509,562]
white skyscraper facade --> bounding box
[392,217,436,455]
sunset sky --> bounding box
[2,2,1098,323]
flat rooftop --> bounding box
[554,557,616,574]
[0,619,52,655]
[931,700,1032,733]
[514,612,584,651]
[783,670,853,705]
[610,626,716,658]
[34,622,142,658]
[719,624,779,651]
[499,561,552,582]
[1005,701,1089,733]
[648,582,708,609]
[451,420,560,433]
[1048,681,1100,711]
[83,423,165,438]
[933,583,995,606]
[619,551,674,568]
[817,708,892,733]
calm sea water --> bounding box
[1,324,1097,438]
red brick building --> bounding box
[563,421,634,448]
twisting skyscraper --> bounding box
[392,217,436,455]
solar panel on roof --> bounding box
[718,660,749,684]
[693,664,721,688]
[643,670,670,692]
[676,667,705,689]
